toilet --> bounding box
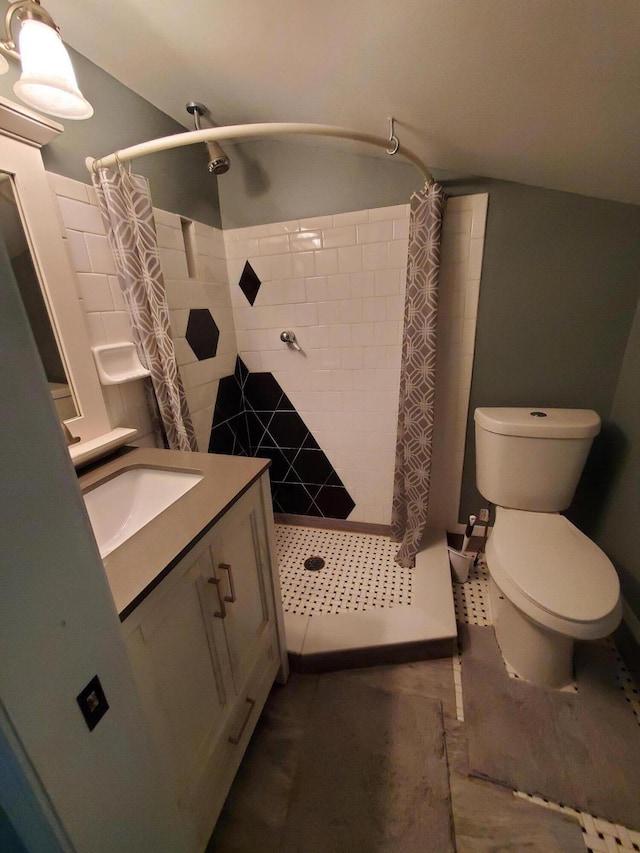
[474,407,621,688]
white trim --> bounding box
[0,96,62,148]
[0,132,112,443]
[68,427,138,468]
[0,99,140,463]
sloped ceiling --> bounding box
[48,0,640,205]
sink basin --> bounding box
[83,467,203,558]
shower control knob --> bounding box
[280,330,301,351]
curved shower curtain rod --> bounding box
[84,121,433,182]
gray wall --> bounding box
[0,47,221,227]
[217,138,424,229]
[592,296,640,617]
[452,179,640,534]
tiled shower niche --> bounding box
[210,357,355,518]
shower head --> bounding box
[185,101,230,175]
[205,141,230,175]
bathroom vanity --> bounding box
[80,448,288,851]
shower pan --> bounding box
[276,523,456,670]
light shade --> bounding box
[12,19,93,120]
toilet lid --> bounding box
[490,509,620,622]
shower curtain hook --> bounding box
[113,151,132,176]
[386,116,400,156]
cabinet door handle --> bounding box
[228,697,256,745]
[207,577,226,619]
[218,563,236,603]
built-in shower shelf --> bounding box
[92,342,150,385]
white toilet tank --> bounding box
[474,408,601,511]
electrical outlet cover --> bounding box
[76,675,109,731]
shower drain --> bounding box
[303,556,325,571]
[276,525,413,615]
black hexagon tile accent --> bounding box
[186,309,220,360]
[209,357,355,519]
[238,260,262,306]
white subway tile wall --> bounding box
[48,172,237,453]
[48,172,156,446]
[430,193,488,530]
[225,195,488,527]
[48,171,485,526]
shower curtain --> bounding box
[92,166,197,452]
[392,180,446,567]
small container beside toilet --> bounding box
[448,547,473,583]
[474,407,621,689]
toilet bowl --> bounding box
[474,407,622,689]
[486,507,621,687]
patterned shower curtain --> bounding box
[92,166,197,452]
[392,180,447,567]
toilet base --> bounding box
[488,577,574,689]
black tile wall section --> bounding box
[186,308,220,360]
[238,261,262,306]
[209,357,355,519]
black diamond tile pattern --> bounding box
[209,374,250,456]
[238,261,262,306]
[209,357,355,519]
[186,308,220,360]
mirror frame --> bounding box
[0,97,136,462]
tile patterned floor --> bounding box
[454,552,640,853]
[452,556,491,627]
[275,524,412,616]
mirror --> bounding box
[0,96,136,464]
[0,171,79,420]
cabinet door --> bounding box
[122,476,284,849]
[211,484,274,694]
[124,547,230,805]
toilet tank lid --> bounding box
[474,407,601,439]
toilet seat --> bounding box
[486,507,621,640]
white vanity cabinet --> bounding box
[120,474,284,851]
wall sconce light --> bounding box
[0,0,93,120]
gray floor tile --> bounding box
[446,719,586,853]
[210,657,588,853]
[322,656,457,720]
[280,679,454,853]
